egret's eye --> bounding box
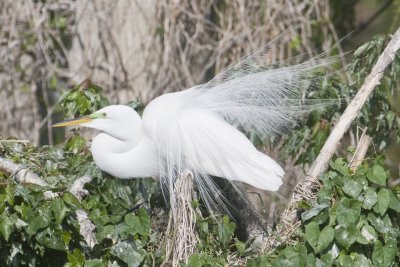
[89,112,107,119]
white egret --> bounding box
[54,55,330,213]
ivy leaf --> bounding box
[305,222,320,250]
[36,225,67,251]
[343,179,362,198]
[67,249,85,267]
[358,224,376,244]
[366,165,387,186]
[274,244,307,266]
[0,214,14,241]
[388,189,400,212]
[336,198,362,226]
[84,259,104,267]
[329,158,350,177]
[124,208,150,237]
[353,42,370,57]
[339,252,373,267]
[373,188,390,216]
[63,192,83,209]
[372,240,397,267]
[305,222,334,253]
[110,241,146,267]
[218,216,236,245]
[367,214,393,234]
[362,189,377,210]
[27,211,50,236]
[301,203,330,221]
[51,198,68,224]
[335,223,358,249]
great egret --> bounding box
[54,55,329,213]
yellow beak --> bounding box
[52,116,93,127]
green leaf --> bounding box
[388,189,400,212]
[373,188,390,216]
[358,224,376,244]
[84,259,104,267]
[51,198,68,224]
[301,203,329,221]
[336,198,362,226]
[274,244,307,267]
[305,222,334,253]
[366,165,387,186]
[338,252,353,267]
[218,216,236,244]
[36,226,67,251]
[76,96,90,114]
[110,241,146,267]
[66,135,87,153]
[335,223,358,249]
[372,240,397,267]
[354,42,370,57]
[368,214,393,234]
[124,208,150,237]
[67,249,85,267]
[188,253,202,267]
[0,214,14,241]
[362,189,377,210]
[329,158,350,177]
[63,192,83,209]
[27,211,50,236]
[342,179,362,198]
[317,187,333,204]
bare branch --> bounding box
[349,129,372,171]
[0,156,48,186]
[266,26,400,250]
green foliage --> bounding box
[248,157,400,266]
[283,35,400,164]
[0,137,161,266]
[58,80,110,117]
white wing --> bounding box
[142,53,334,212]
[143,91,283,212]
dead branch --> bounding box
[349,129,372,171]
[76,209,97,249]
[68,175,92,201]
[266,27,400,250]
[162,170,198,267]
[308,27,400,179]
[0,156,49,186]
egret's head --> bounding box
[53,105,141,141]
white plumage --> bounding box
[54,52,331,213]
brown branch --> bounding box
[266,27,400,250]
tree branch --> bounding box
[349,129,372,171]
[308,27,400,179]
[266,27,400,250]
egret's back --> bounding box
[142,53,333,213]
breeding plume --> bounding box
[54,54,329,213]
